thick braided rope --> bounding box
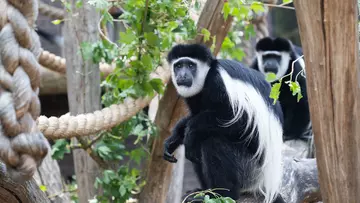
[37,64,170,139]
[39,50,115,77]
[38,0,64,20]
[0,0,49,182]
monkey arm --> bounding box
[163,116,190,163]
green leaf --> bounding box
[244,24,256,40]
[102,11,114,26]
[166,21,179,32]
[97,145,112,159]
[132,124,144,135]
[232,49,246,61]
[119,185,126,196]
[223,2,231,20]
[119,30,137,44]
[288,81,301,95]
[150,78,164,94]
[118,79,134,90]
[201,28,211,42]
[51,139,70,160]
[75,0,83,8]
[283,0,293,4]
[297,91,303,102]
[39,185,47,192]
[288,81,303,102]
[102,170,116,184]
[238,5,250,16]
[130,148,147,165]
[51,19,63,25]
[141,54,152,70]
[270,82,282,104]
[221,37,235,49]
[265,72,277,83]
[144,32,160,46]
[221,197,236,203]
[250,2,265,13]
[195,0,201,10]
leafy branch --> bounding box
[267,55,305,104]
[182,188,236,203]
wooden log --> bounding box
[137,1,234,202]
[0,163,49,203]
[63,0,103,203]
[293,0,360,202]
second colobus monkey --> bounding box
[163,44,285,203]
[250,37,312,143]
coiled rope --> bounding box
[36,64,170,139]
[39,50,115,77]
[0,0,49,182]
[38,0,64,20]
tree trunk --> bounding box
[137,1,233,202]
[294,0,360,202]
[33,143,71,203]
[0,163,49,203]
[63,1,102,203]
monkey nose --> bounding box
[176,77,192,87]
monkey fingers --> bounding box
[163,150,178,163]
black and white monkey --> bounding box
[163,44,285,203]
[250,37,312,143]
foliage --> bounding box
[52,0,197,202]
[182,188,236,203]
[265,55,305,104]
[51,139,71,160]
[212,0,304,104]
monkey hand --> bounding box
[163,143,178,163]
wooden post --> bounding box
[293,0,360,202]
[63,1,102,203]
[137,1,233,202]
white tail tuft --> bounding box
[218,67,283,203]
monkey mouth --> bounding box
[176,79,192,87]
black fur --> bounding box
[251,37,312,142]
[164,44,284,202]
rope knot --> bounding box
[0,0,49,182]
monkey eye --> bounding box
[189,63,195,69]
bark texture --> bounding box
[63,1,102,202]
[294,0,360,202]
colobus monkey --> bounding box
[250,37,312,143]
[163,44,285,203]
